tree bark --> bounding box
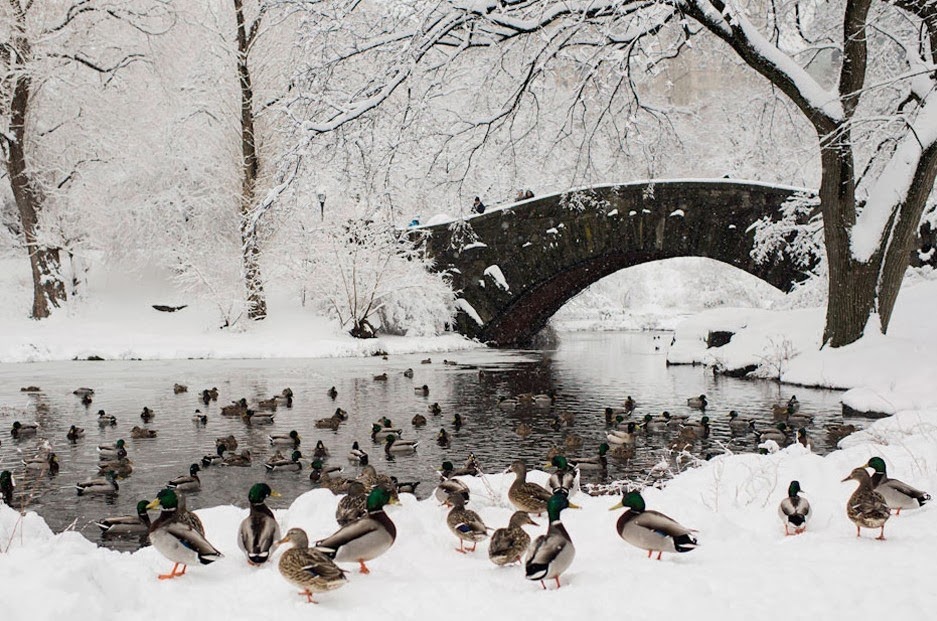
[5,12,67,319]
[234,0,267,320]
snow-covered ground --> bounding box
[2,411,934,621]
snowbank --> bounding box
[1,411,935,621]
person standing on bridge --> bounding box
[473,196,486,214]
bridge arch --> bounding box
[421,180,813,346]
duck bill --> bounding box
[840,475,852,483]
[609,501,624,511]
[543,462,553,469]
[567,502,582,509]
[275,536,290,545]
[270,490,282,498]
[145,498,161,511]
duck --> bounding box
[239,483,281,565]
[796,427,810,448]
[97,410,117,426]
[81,393,93,407]
[610,490,698,559]
[546,456,578,495]
[221,398,249,417]
[498,396,519,411]
[641,414,667,433]
[265,450,303,472]
[679,416,711,439]
[97,457,133,478]
[525,492,578,589]
[147,488,222,579]
[309,459,344,484]
[622,395,636,413]
[489,511,538,566]
[384,435,418,455]
[316,409,347,430]
[786,411,814,427]
[222,449,252,467]
[507,460,553,514]
[277,528,348,603]
[347,441,369,465]
[336,481,368,526]
[23,451,59,475]
[443,359,458,366]
[609,441,635,460]
[67,425,85,442]
[421,358,432,364]
[403,368,414,378]
[778,480,810,535]
[73,387,95,398]
[435,461,471,505]
[168,464,202,492]
[192,410,208,424]
[866,456,931,514]
[269,430,301,448]
[1,470,15,506]
[532,391,556,407]
[842,467,890,539]
[314,487,397,574]
[173,383,188,394]
[415,384,430,397]
[515,422,532,438]
[10,421,39,438]
[436,428,451,448]
[313,440,330,459]
[755,422,789,444]
[277,387,294,405]
[826,423,858,445]
[446,492,490,553]
[140,407,155,422]
[412,413,427,427]
[216,435,239,452]
[608,421,638,445]
[202,444,226,467]
[392,477,420,495]
[94,500,151,536]
[370,423,402,442]
[563,434,583,452]
[572,443,609,471]
[244,409,276,425]
[76,471,119,496]
[687,394,708,410]
[428,402,442,415]
[131,426,157,439]
[373,373,388,381]
[200,387,219,404]
[97,438,127,460]
[787,395,800,412]
[659,412,684,429]
[256,397,278,412]
[327,386,338,399]
[727,410,752,432]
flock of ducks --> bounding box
[1,375,933,602]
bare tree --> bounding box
[0,0,169,318]
[282,0,937,348]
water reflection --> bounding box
[0,331,856,550]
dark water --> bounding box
[0,331,858,549]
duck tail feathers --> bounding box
[674,534,699,553]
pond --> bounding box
[0,331,858,550]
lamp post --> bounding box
[316,190,326,221]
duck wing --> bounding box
[314,518,380,556]
[163,521,222,562]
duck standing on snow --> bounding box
[525,492,578,589]
[314,487,397,574]
[277,528,348,603]
[508,460,553,515]
[446,492,489,553]
[546,455,578,496]
[489,511,538,566]
[842,467,890,540]
[239,483,281,565]
[609,491,698,559]
[435,461,470,505]
[336,481,368,526]
[778,480,810,535]
[147,488,222,579]
[95,500,151,536]
[866,456,931,514]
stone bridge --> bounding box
[419,180,813,346]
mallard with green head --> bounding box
[727,410,752,432]
[23,450,59,475]
[608,421,638,445]
[168,464,201,492]
[778,480,810,535]
[525,492,578,589]
[842,467,890,539]
[202,444,226,467]
[268,430,301,448]
[370,423,402,442]
[265,450,303,472]
[446,492,489,553]
[277,528,348,603]
[309,459,344,485]
[572,443,609,471]
[95,500,151,536]
[314,487,397,573]
[76,471,119,496]
[545,456,578,496]
[686,394,708,410]
[347,441,369,465]
[238,483,281,565]
[147,488,222,579]
[866,456,931,514]
[11,421,38,438]
[488,511,538,566]
[1,470,15,506]
[97,438,126,460]
[384,434,418,455]
[508,460,552,515]
[610,491,698,559]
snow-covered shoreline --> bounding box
[2,411,935,621]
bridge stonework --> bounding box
[422,181,808,346]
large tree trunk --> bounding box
[5,22,67,319]
[234,0,267,320]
